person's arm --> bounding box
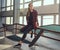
[33,10,39,29]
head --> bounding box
[28,3,34,11]
[27,3,34,16]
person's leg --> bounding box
[14,25,33,48]
[18,31,28,44]
[14,25,29,48]
[14,33,27,48]
[20,25,29,32]
[19,25,33,44]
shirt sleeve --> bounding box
[33,10,39,29]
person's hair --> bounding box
[27,3,33,17]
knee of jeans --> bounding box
[24,31,28,34]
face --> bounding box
[29,3,34,11]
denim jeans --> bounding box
[20,25,33,41]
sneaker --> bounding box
[14,43,21,48]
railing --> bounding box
[0,27,4,32]
[1,23,60,41]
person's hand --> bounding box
[36,22,39,28]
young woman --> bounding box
[14,3,39,47]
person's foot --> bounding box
[14,43,21,48]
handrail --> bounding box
[1,23,60,41]
[0,27,4,32]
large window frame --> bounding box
[19,16,23,24]
[33,1,42,7]
[24,0,31,3]
[43,0,54,5]
[57,0,59,4]
[6,17,13,24]
[56,15,59,24]
[7,0,11,6]
[38,16,41,26]
[24,3,29,8]
[23,16,27,25]
[42,15,54,25]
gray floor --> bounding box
[0,31,60,50]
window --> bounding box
[24,3,29,8]
[7,0,10,6]
[6,17,13,24]
[43,15,54,25]
[7,7,10,11]
[11,17,13,24]
[19,16,23,24]
[11,0,13,5]
[44,0,54,5]
[20,0,23,3]
[20,5,23,9]
[6,17,10,24]
[2,0,5,7]
[38,16,41,26]
[24,16,27,25]
[11,6,13,10]
[33,1,41,7]
[25,0,31,2]
[57,0,59,4]
[33,0,37,1]
[56,15,59,24]
[1,8,5,11]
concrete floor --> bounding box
[0,31,60,50]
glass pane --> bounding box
[44,0,54,5]
[6,17,10,24]
[7,0,10,6]
[57,0,59,4]
[19,17,23,24]
[20,0,23,3]
[33,0,37,1]
[56,15,59,24]
[25,0,31,2]
[11,6,13,10]
[33,1,41,7]
[2,0,5,7]
[11,0,13,5]
[20,5,23,9]
[2,8,5,11]
[7,7,10,11]
[43,16,54,25]
[24,16,27,25]
[43,16,54,19]
[38,16,41,26]
[24,3,29,8]
[11,17,13,24]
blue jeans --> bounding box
[20,25,33,41]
